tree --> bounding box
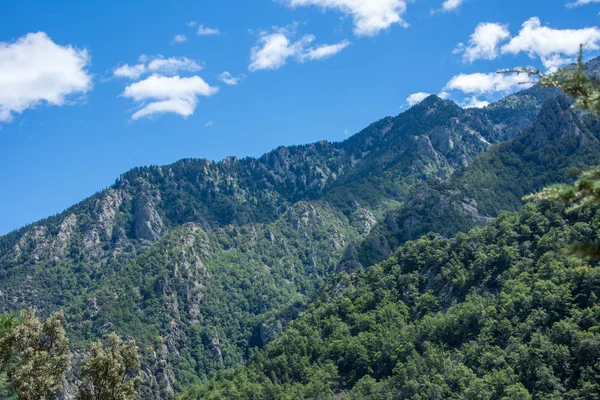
[0,313,19,400]
[524,165,600,257]
[0,313,18,336]
[0,309,71,400]
[75,333,142,400]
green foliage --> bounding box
[526,165,600,212]
[0,313,18,337]
[0,309,71,400]
[0,313,18,399]
[76,333,142,400]
[185,201,600,399]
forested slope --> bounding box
[352,94,600,268]
[184,200,600,399]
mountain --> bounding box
[183,200,600,399]
[352,94,600,269]
[1,58,599,398]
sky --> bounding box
[0,0,599,235]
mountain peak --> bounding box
[420,94,446,106]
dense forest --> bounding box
[184,200,600,399]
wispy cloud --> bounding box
[147,56,202,74]
[300,40,350,61]
[218,71,244,85]
[114,64,147,80]
[197,25,221,36]
[566,0,600,7]
[0,32,92,123]
[172,34,188,44]
[282,0,408,36]
[114,56,202,79]
[249,28,350,71]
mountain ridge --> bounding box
[2,59,600,398]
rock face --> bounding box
[529,96,598,151]
[211,330,223,364]
[134,192,164,243]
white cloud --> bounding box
[444,72,533,96]
[439,0,467,12]
[501,17,600,69]
[250,33,302,71]
[188,21,197,27]
[456,17,600,70]
[300,40,350,61]
[249,30,349,71]
[147,56,202,74]
[406,92,431,106]
[113,56,202,79]
[197,25,221,36]
[456,22,510,63]
[132,99,196,120]
[123,74,219,120]
[113,64,146,80]
[284,0,408,36]
[567,0,600,7]
[123,74,218,102]
[218,71,243,85]
[461,96,489,108]
[205,120,213,127]
[172,34,188,43]
[0,32,91,122]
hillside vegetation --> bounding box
[184,200,600,399]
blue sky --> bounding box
[0,0,599,235]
